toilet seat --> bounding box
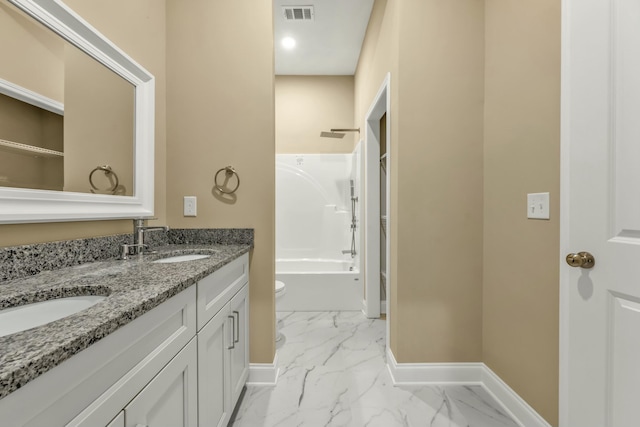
[275,280,286,296]
[275,281,286,342]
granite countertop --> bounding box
[0,243,251,400]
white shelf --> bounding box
[0,77,64,115]
[0,139,64,158]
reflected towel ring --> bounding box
[214,166,240,194]
[89,165,119,194]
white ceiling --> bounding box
[273,0,375,75]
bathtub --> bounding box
[275,258,362,311]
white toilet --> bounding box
[275,280,286,341]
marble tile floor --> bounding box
[231,311,520,427]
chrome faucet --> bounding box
[121,219,169,258]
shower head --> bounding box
[320,131,345,139]
[320,128,360,139]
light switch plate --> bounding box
[183,196,197,217]
[527,192,549,220]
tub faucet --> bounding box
[129,218,170,256]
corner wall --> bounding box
[356,0,485,363]
[483,1,560,424]
[356,0,559,424]
[354,0,400,351]
[166,0,275,364]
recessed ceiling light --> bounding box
[281,37,296,50]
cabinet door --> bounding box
[229,284,249,407]
[197,253,249,330]
[197,304,232,427]
[125,338,197,427]
[106,411,124,427]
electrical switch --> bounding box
[184,196,197,217]
[527,192,549,220]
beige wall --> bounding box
[358,2,482,363]
[357,1,559,424]
[166,0,275,364]
[355,0,401,351]
[63,46,134,195]
[0,94,63,190]
[0,0,64,102]
[0,0,167,247]
[483,0,560,424]
[276,75,355,153]
[0,0,64,192]
[356,0,484,362]
[394,0,485,362]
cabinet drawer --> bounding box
[197,253,248,330]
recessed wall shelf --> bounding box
[0,138,64,158]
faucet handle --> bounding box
[121,244,131,260]
[121,243,149,259]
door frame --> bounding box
[559,0,608,424]
[559,0,575,422]
[364,73,390,321]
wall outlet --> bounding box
[527,192,549,220]
[184,196,197,217]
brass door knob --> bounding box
[565,252,595,269]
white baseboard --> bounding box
[386,348,551,427]
[361,299,387,317]
[247,352,279,386]
[482,365,552,427]
[386,347,484,384]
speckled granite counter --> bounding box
[0,238,251,400]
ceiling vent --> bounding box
[282,6,314,22]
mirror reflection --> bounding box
[0,0,135,196]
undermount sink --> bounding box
[0,295,107,338]
[153,254,211,264]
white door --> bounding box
[562,0,640,426]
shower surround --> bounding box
[276,152,362,311]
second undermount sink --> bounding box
[0,295,107,338]
[152,254,211,264]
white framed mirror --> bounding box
[0,0,154,223]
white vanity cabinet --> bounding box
[197,254,249,427]
[0,253,250,427]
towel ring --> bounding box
[214,166,240,194]
[89,165,119,194]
